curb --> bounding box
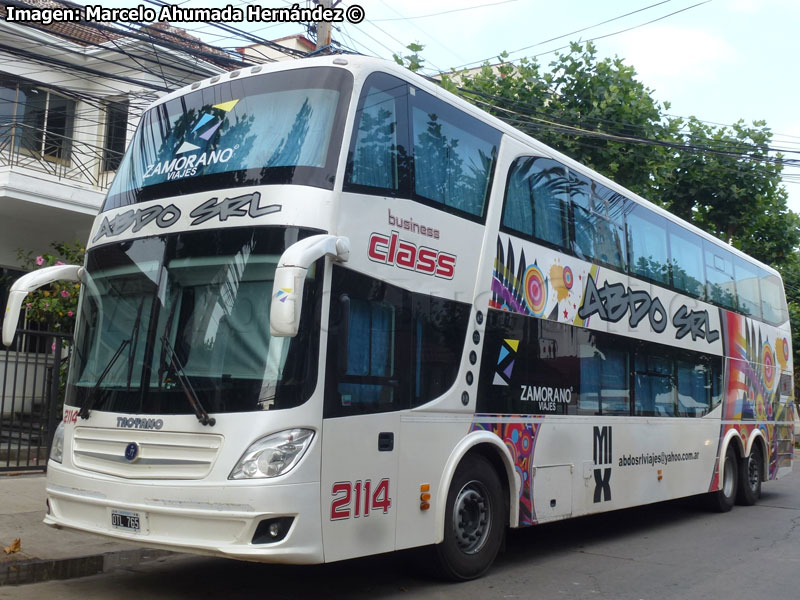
[1,548,174,587]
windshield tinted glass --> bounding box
[67,227,322,415]
[104,66,353,209]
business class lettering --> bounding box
[578,275,720,343]
[92,192,281,242]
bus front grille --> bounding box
[72,427,223,479]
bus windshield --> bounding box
[67,227,322,415]
[104,66,353,209]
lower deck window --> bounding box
[325,266,470,417]
[478,310,721,417]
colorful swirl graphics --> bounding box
[471,418,540,525]
[762,343,775,389]
[563,266,573,289]
[523,264,548,316]
[778,337,789,371]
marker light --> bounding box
[420,483,431,511]
[229,429,314,479]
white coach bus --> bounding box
[2,55,794,580]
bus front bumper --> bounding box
[43,465,324,564]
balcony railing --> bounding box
[0,121,122,190]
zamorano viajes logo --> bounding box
[143,99,240,181]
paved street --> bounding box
[4,466,800,599]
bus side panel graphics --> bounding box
[490,235,590,323]
[490,235,724,355]
[470,418,541,525]
[718,311,793,482]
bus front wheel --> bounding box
[708,446,738,512]
[434,454,505,581]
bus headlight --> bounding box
[50,421,65,464]
[229,429,314,479]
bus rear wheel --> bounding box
[736,446,763,506]
[434,454,505,581]
[708,446,738,512]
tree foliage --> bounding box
[658,117,800,266]
[451,42,679,201]
[447,41,799,267]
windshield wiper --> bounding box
[79,338,130,420]
[160,336,216,427]
[125,297,146,393]
[80,297,146,420]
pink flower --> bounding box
[67,311,74,317]
[43,302,49,308]
[36,256,44,266]
[26,303,32,309]
[56,261,65,266]
[60,290,69,298]
[51,342,56,351]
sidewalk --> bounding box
[0,473,173,586]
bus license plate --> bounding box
[110,509,145,533]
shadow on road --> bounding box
[95,493,751,599]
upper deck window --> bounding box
[503,157,569,247]
[345,72,408,194]
[104,67,353,210]
[410,89,499,219]
[344,72,500,222]
[500,155,788,326]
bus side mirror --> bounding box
[270,235,350,338]
[2,264,84,347]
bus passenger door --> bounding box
[320,266,405,562]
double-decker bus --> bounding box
[2,55,794,580]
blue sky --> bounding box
[75,0,800,212]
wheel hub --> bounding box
[747,455,760,489]
[453,481,491,554]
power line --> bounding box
[451,0,700,70]
[459,89,800,169]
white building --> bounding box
[0,8,233,311]
[237,34,315,64]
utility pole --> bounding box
[315,0,332,52]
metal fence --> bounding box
[0,329,72,472]
[0,121,119,189]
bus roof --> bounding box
[152,54,782,279]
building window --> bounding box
[102,100,129,172]
[18,86,76,162]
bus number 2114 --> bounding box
[330,479,392,520]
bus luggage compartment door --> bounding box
[320,413,399,562]
[531,464,573,522]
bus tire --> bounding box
[708,446,738,512]
[736,445,763,506]
[434,454,505,581]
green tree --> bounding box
[450,42,798,265]
[657,117,799,267]
[454,42,680,200]
[393,42,426,73]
